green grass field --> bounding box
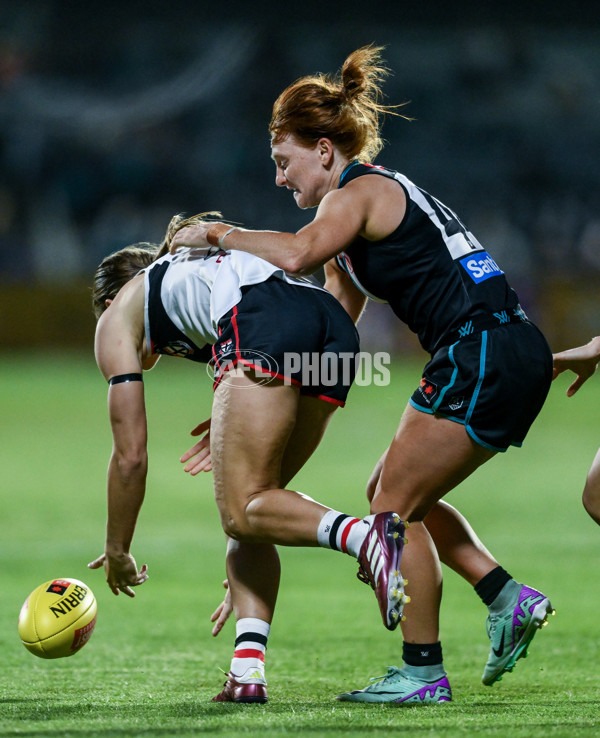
[1,352,599,737]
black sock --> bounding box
[402,641,443,667]
[474,566,512,607]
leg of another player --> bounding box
[367,442,530,639]
[582,447,600,525]
[366,450,499,585]
[340,403,554,703]
[372,406,495,638]
[423,502,500,585]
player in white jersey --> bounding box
[89,214,407,704]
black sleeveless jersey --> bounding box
[335,163,521,354]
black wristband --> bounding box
[108,373,143,385]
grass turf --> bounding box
[1,351,599,736]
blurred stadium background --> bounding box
[1,0,598,355]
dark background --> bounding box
[1,1,598,351]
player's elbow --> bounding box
[281,252,313,276]
[280,239,321,276]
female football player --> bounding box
[89,214,406,703]
[168,46,554,703]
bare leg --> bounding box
[424,501,499,586]
[211,370,333,544]
[226,539,281,623]
[370,405,495,644]
[367,447,499,588]
[582,447,600,525]
[226,394,338,624]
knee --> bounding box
[221,515,254,541]
[370,487,428,522]
[218,503,253,541]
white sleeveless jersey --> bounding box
[143,247,324,356]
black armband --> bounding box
[108,373,143,386]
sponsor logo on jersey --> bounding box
[459,251,503,283]
[418,378,438,404]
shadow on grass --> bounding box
[3,694,599,711]
[3,696,600,737]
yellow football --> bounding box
[18,578,97,659]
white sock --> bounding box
[316,509,372,558]
[230,617,269,683]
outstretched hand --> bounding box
[180,418,212,474]
[210,579,232,637]
[88,552,148,598]
[553,336,600,397]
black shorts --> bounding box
[410,321,553,451]
[211,278,360,406]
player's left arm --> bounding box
[102,379,149,593]
[88,378,150,596]
[323,258,367,325]
[90,291,149,597]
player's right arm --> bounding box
[168,177,389,276]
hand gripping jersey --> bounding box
[335,162,524,354]
[143,247,323,361]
